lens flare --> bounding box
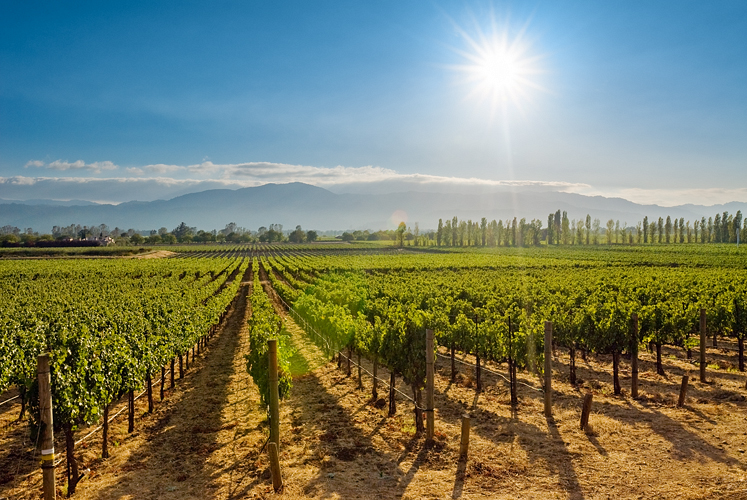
[450,15,544,116]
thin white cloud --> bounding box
[24,159,119,173]
[6,160,747,206]
[598,187,747,208]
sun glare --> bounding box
[451,17,544,115]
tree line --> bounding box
[426,210,744,247]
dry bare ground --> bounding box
[4,272,747,499]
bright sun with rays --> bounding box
[452,18,544,114]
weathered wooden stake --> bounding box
[508,317,517,405]
[160,366,165,401]
[268,339,280,447]
[147,372,153,413]
[179,354,184,379]
[38,354,56,500]
[459,414,470,460]
[372,356,378,400]
[128,389,135,433]
[631,313,639,398]
[700,308,707,383]
[267,441,283,492]
[102,403,109,459]
[388,372,396,416]
[170,358,175,388]
[544,321,553,418]
[580,393,593,431]
[426,329,435,444]
[357,352,362,390]
[677,375,689,408]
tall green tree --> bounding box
[643,216,649,243]
[657,217,664,243]
[606,219,615,245]
[547,214,554,245]
[480,217,487,246]
[585,215,591,245]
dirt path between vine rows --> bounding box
[2,263,275,500]
[6,264,747,499]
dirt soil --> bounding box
[130,250,176,259]
[4,272,747,499]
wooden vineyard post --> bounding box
[267,442,283,492]
[388,372,397,417]
[147,372,153,413]
[508,316,517,406]
[677,375,689,408]
[170,358,175,389]
[544,321,553,418]
[38,354,56,500]
[128,389,135,433]
[700,308,707,383]
[426,329,435,444]
[179,353,184,379]
[357,352,362,390]
[459,414,470,460]
[160,367,165,401]
[580,393,593,431]
[475,317,482,392]
[631,313,639,399]
[268,339,280,447]
[102,404,109,459]
[372,355,378,400]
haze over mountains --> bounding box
[1,183,745,233]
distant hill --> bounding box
[0,198,100,207]
[0,182,745,232]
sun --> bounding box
[450,17,544,114]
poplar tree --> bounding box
[643,216,649,243]
[722,211,729,242]
[714,214,721,243]
[665,216,672,243]
[679,218,685,243]
[562,211,570,244]
[437,219,443,246]
[480,218,487,246]
[657,217,664,244]
[547,214,554,245]
[452,217,458,246]
[735,211,743,244]
[554,210,562,245]
[585,215,591,245]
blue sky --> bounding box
[1,1,745,205]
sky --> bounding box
[1,1,746,206]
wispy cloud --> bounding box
[25,159,119,173]
[6,159,747,206]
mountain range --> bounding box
[1,183,745,232]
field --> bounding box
[2,243,747,499]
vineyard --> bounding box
[2,243,747,499]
